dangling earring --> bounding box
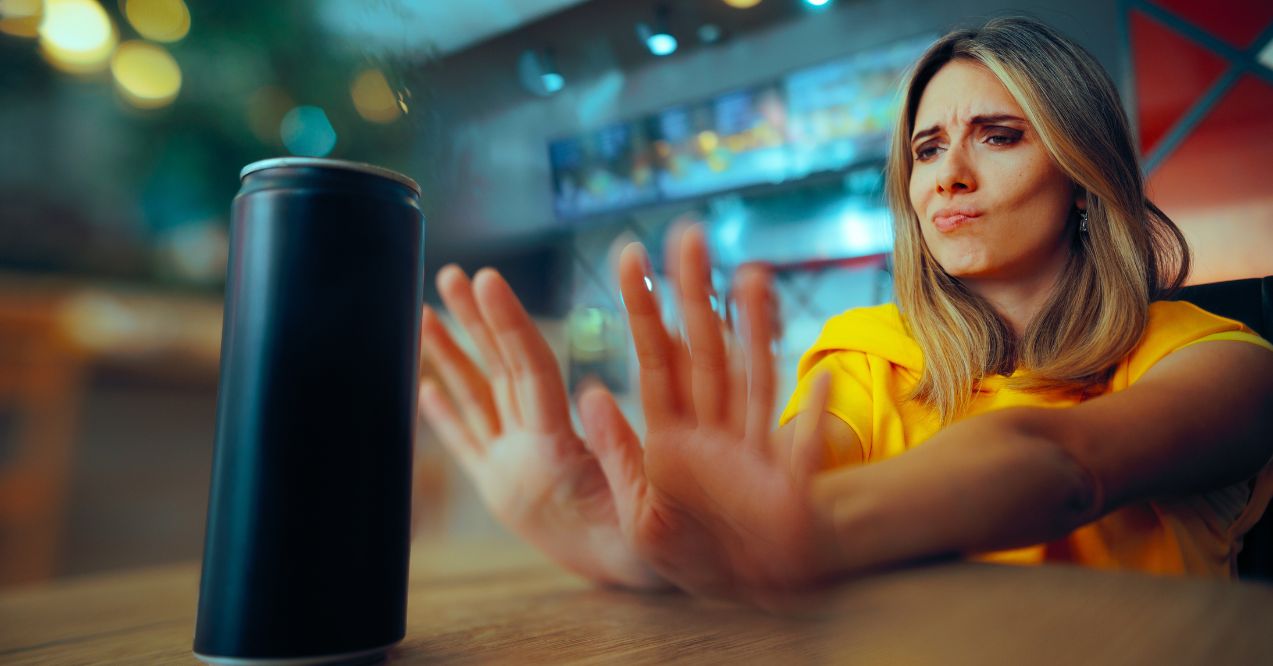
[1079,209,1089,233]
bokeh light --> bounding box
[0,0,43,37]
[696,130,719,153]
[647,33,677,56]
[540,72,564,93]
[156,221,229,284]
[350,67,401,124]
[280,105,337,157]
[122,0,190,43]
[38,0,118,74]
[247,86,294,145]
[110,40,182,109]
[722,0,763,8]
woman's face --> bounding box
[907,60,1080,285]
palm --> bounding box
[418,266,660,589]
[473,430,629,572]
[636,427,822,596]
[579,226,835,601]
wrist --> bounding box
[809,468,879,575]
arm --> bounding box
[812,340,1273,571]
[772,416,864,475]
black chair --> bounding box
[1171,276,1273,581]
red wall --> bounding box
[1130,0,1273,283]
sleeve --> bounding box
[778,350,876,463]
[1127,302,1273,384]
[1178,330,1273,354]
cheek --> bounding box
[908,171,926,213]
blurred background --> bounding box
[1,0,1270,588]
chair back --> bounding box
[1171,276,1273,581]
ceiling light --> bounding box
[541,72,564,93]
[646,32,677,56]
[517,47,565,97]
[637,5,677,57]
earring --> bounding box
[1079,210,1089,233]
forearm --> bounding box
[810,407,1102,573]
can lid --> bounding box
[240,158,420,195]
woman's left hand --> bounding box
[577,225,840,602]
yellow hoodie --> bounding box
[779,300,1273,577]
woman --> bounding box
[417,17,1273,601]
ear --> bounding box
[1074,186,1088,212]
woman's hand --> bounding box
[418,265,665,590]
[577,225,841,602]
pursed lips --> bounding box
[932,208,982,232]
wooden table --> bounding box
[2,539,1271,664]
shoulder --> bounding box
[1121,301,1273,383]
[797,303,922,376]
[812,303,914,350]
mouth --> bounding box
[932,209,981,232]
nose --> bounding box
[936,143,976,195]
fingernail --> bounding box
[641,249,655,292]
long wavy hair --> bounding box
[885,16,1191,424]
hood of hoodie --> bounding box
[795,303,923,379]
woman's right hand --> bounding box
[417,264,666,590]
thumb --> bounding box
[791,372,831,485]
[577,383,648,535]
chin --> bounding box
[932,251,995,279]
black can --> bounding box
[194,158,425,665]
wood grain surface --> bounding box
[2,539,1271,664]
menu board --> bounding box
[652,83,790,199]
[548,34,935,220]
[784,35,932,177]
[549,120,659,220]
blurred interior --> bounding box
[1,0,1271,588]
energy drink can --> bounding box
[194,158,425,665]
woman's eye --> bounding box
[915,145,940,160]
[985,130,1023,146]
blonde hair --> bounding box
[885,16,1190,424]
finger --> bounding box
[437,264,523,427]
[420,305,499,441]
[725,323,748,438]
[678,224,729,426]
[662,214,697,297]
[671,329,693,422]
[618,241,682,425]
[578,383,649,540]
[736,264,779,442]
[418,379,481,476]
[471,268,573,436]
[657,326,695,429]
[791,372,832,485]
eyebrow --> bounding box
[911,114,1026,144]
